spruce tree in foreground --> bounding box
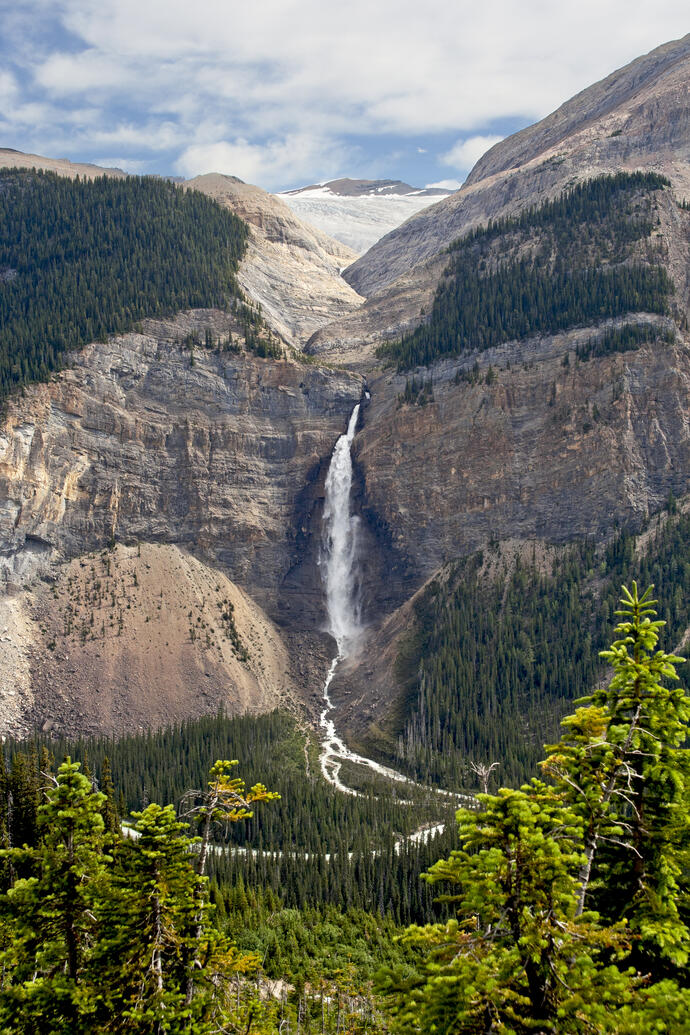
[382,585,690,1033]
[0,760,111,1032]
[0,759,275,1034]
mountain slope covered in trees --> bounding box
[1,589,689,1033]
[0,169,249,403]
[379,173,676,370]
[360,497,690,789]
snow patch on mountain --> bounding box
[277,179,453,255]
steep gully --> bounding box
[317,398,468,824]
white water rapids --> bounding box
[317,402,468,807]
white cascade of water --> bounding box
[321,403,362,658]
[318,404,420,793]
[317,402,473,805]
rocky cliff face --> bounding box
[0,309,361,605]
[306,253,446,367]
[3,38,690,751]
[329,312,690,748]
[343,33,690,301]
[0,309,363,735]
[340,184,690,587]
[355,320,689,585]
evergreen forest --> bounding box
[0,169,249,403]
[379,172,676,370]
[387,500,690,789]
[1,586,689,1032]
[5,711,458,926]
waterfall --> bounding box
[321,403,362,658]
[318,399,458,798]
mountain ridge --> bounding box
[1,37,690,753]
[342,32,690,300]
[283,178,449,198]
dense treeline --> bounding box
[379,172,674,370]
[207,822,457,927]
[0,169,249,402]
[576,320,676,360]
[4,711,456,929]
[10,712,448,854]
[0,756,403,1032]
[392,503,690,788]
[2,589,688,1032]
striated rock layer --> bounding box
[0,310,363,735]
[332,318,690,747]
[0,310,362,604]
[3,37,690,748]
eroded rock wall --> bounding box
[0,310,363,614]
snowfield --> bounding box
[277,183,452,255]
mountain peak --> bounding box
[343,33,690,297]
[284,178,450,199]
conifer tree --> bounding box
[116,805,199,1034]
[383,586,690,1032]
[0,759,110,1033]
[383,783,631,1033]
[543,582,690,977]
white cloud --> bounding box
[442,135,504,173]
[426,178,463,191]
[89,121,183,151]
[22,1,690,133]
[2,0,689,186]
[0,71,19,105]
[94,156,150,172]
[35,49,134,96]
[175,134,348,190]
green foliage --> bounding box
[575,321,675,361]
[391,503,690,790]
[392,546,603,788]
[544,583,690,977]
[382,588,690,1033]
[225,898,411,983]
[397,376,434,407]
[0,760,111,1031]
[378,172,673,370]
[12,712,444,852]
[384,785,632,1034]
[0,169,249,403]
[0,759,269,1034]
[7,712,456,926]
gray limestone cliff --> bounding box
[0,310,362,609]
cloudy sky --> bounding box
[1,1,687,191]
